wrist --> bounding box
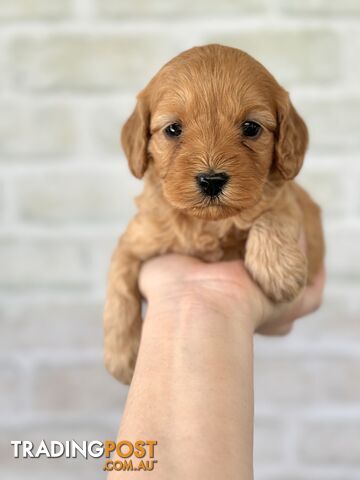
[144,284,256,336]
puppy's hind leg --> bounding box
[104,241,142,385]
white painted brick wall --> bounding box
[0,1,359,478]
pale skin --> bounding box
[107,254,325,480]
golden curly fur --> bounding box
[104,44,324,384]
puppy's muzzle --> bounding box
[196,171,229,198]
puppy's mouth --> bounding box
[162,170,246,220]
[186,193,240,220]
[188,202,240,220]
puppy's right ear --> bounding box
[121,95,150,179]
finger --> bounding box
[256,321,294,336]
[283,265,326,323]
[294,265,325,318]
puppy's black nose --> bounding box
[196,172,229,198]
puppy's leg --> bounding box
[245,204,307,303]
[104,240,142,384]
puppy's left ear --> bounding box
[274,92,308,180]
[121,94,150,179]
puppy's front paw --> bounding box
[245,238,307,303]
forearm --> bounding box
[112,293,254,480]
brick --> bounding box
[0,300,103,352]
[0,361,23,412]
[0,463,101,480]
[0,0,71,20]
[299,420,360,465]
[89,235,119,294]
[203,29,340,86]
[15,165,141,224]
[255,356,315,405]
[0,44,7,92]
[300,97,360,154]
[96,0,268,18]
[297,166,349,219]
[356,173,360,215]
[294,287,360,343]
[0,180,4,220]
[313,357,360,404]
[255,356,360,405]
[90,99,136,154]
[254,417,285,464]
[0,238,91,289]
[258,473,357,480]
[0,102,76,158]
[325,225,360,281]
[32,362,128,413]
[343,29,360,85]
[9,35,181,92]
[279,0,360,16]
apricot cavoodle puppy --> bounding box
[104,44,324,384]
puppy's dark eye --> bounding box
[241,121,262,138]
[164,123,182,138]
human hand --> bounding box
[139,254,325,336]
[119,253,324,480]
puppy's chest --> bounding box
[171,221,248,262]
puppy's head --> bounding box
[122,44,308,220]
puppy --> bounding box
[104,44,324,384]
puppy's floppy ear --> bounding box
[121,95,150,179]
[274,92,308,180]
